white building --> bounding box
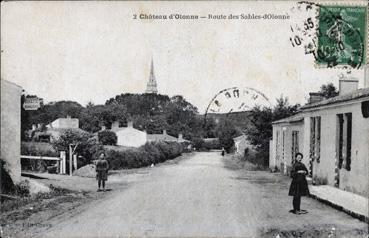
[270,77,369,197]
[50,116,79,129]
[110,121,147,148]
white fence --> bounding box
[20,151,68,174]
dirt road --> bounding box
[33,152,367,238]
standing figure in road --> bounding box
[96,152,109,192]
[221,147,225,156]
[288,152,310,214]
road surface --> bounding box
[35,152,367,238]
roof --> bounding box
[147,133,178,142]
[233,134,246,141]
[272,114,304,124]
[301,87,369,110]
[110,127,144,133]
[1,79,22,89]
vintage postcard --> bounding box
[1,1,368,237]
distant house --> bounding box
[110,121,147,148]
[177,133,190,143]
[32,117,81,142]
[147,130,178,142]
[269,114,304,175]
[1,79,22,183]
[233,134,253,157]
[49,116,79,129]
[270,77,369,197]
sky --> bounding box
[1,1,367,113]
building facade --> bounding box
[1,80,22,183]
[300,88,369,197]
[50,116,79,129]
[270,85,369,197]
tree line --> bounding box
[21,93,221,141]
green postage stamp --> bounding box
[316,5,367,68]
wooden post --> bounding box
[73,154,77,170]
[69,145,73,176]
[60,151,66,174]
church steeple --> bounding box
[145,58,158,94]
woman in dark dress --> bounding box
[288,152,310,214]
[96,152,109,192]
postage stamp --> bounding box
[316,5,367,68]
[289,1,367,69]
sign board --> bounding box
[23,97,42,110]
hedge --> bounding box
[105,141,183,170]
[21,142,59,172]
[21,142,58,157]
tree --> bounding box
[319,83,338,99]
[98,130,117,145]
[51,129,103,165]
[217,120,239,153]
[79,103,128,133]
[28,101,84,126]
[245,96,300,166]
[273,96,300,121]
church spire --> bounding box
[145,58,158,94]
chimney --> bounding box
[111,121,119,129]
[163,130,167,135]
[101,125,106,131]
[67,115,71,119]
[178,133,183,141]
[339,79,358,96]
[127,121,133,128]
[308,92,324,104]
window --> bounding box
[291,131,299,164]
[315,117,321,163]
[309,116,321,176]
[337,113,352,171]
[362,100,369,118]
[282,130,286,161]
[276,131,280,160]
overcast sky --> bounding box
[1,1,366,113]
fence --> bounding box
[20,151,69,174]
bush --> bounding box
[192,138,204,150]
[0,158,15,194]
[14,180,30,197]
[21,142,58,157]
[244,149,268,168]
[98,130,117,145]
[203,139,221,150]
[105,142,183,170]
